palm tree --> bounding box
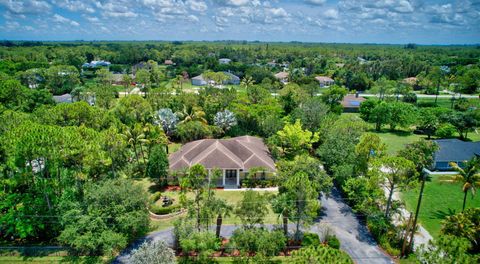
[211,198,233,238]
[240,76,255,89]
[176,105,208,125]
[121,124,148,165]
[443,158,480,211]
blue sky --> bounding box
[0,0,479,44]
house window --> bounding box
[225,170,237,179]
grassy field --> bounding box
[416,97,480,109]
[372,131,425,155]
[401,174,480,239]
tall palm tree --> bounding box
[176,105,207,125]
[443,158,480,211]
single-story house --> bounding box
[169,136,276,188]
[82,60,111,68]
[53,93,74,104]
[191,72,240,86]
[219,58,231,64]
[274,71,289,84]
[223,72,240,85]
[433,139,480,170]
[341,94,366,112]
[315,76,335,87]
[191,75,207,86]
[164,59,174,65]
[132,62,152,75]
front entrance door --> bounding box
[225,169,237,186]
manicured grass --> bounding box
[372,131,425,155]
[416,97,480,109]
[401,174,480,239]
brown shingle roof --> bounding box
[341,94,366,108]
[169,136,276,172]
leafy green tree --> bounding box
[359,99,379,121]
[442,208,480,253]
[343,175,384,215]
[130,240,176,264]
[276,154,332,194]
[229,227,286,260]
[268,119,319,159]
[147,145,169,186]
[235,190,268,229]
[180,164,208,231]
[398,140,438,172]
[355,133,386,175]
[282,172,320,241]
[417,235,479,264]
[443,158,480,211]
[44,65,80,95]
[418,108,440,139]
[292,97,329,132]
[279,83,307,114]
[387,102,417,131]
[176,121,214,143]
[113,95,153,126]
[370,101,392,131]
[59,178,149,255]
[291,245,353,264]
[320,85,347,114]
[246,84,269,104]
[316,114,368,171]
[372,156,417,218]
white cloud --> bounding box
[53,0,95,13]
[0,0,51,14]
[324,8,339,19]
[214,0,250,7]
[52,13,80,26]
[188,0,207,12]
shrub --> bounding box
[302,233,321,247]
[326,235,340,249]
[150,204,181,215]
[130,240,176,264]
[436,123,456,138]
[149,192,162,203]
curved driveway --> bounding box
[115,188,393,264]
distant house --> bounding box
[219,58,231,64]
[341,94,366,112]
[267,61,277,67]
[132,62,152,75]
[315,76,335,87]
[169,136,276,188]
[274,71,289,84]
[53,93,74,104]
[191,75,207,86]
[82,60,111,68]
[164,59,174,65]
[223,72,240,85]
[191,72,240,86]
[433,139,480,170]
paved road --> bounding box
[115,189,393,264]
[317,188,394,264]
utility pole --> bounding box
[408,168,428,253]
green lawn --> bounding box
[401,174,480,239]
[372,131,425,155]
[416,97,480,109]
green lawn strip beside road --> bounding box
[401,174,480,239]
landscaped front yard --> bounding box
[135,178,280,231]
[401,174,480,239]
